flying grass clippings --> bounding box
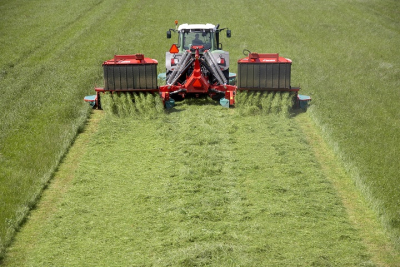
[236,91,295,116]
[102,92,164,118]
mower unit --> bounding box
[84,54,159,108]
[84,21,310,109]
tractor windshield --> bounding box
[178,29,216,51]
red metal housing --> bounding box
[237,53,299,92]
[94,54,159,107]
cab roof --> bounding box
[177,23,216,31]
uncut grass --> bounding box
[4,102,372,266]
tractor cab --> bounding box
[165,22,232,73]
[167,23,231,53]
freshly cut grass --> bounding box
[3,102,373,266]
[100,92,164,119]
[235,91,295,116]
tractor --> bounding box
[84,21,310,109]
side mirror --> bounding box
[226,30,231,38]
[167,30,171,39]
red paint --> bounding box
[169,44,179,54]
[238,53,292,64]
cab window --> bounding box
[180,30,215,50]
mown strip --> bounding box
[4,101,372,266]
[296,113,400,266]
[0,0,140,257]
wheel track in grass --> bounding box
[0,0,123,163]
[0,0,106,72]
[0,0,120,111]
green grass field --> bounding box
[3,104,374,266]
[1,0,399,264]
